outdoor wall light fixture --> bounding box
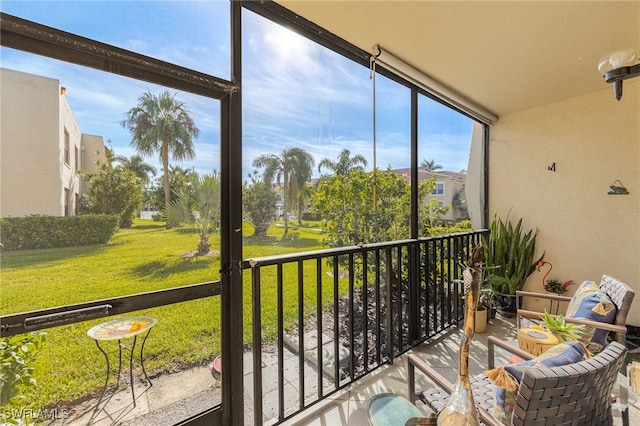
[598,47,640,100]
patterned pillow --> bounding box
[486,342,588,425]
[566,280,617,353]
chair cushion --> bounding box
[566,280,617,353]
[486,341,588,425]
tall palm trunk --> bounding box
[282,169,289,237]
[161,143,171,205]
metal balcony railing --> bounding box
[0,230,486,426]
[243,230,486,424]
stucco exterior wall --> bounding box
[489,80,640,325]
[430,176,466,221]
[467,122,485,230]
[0,68,99,218]
[59,85,82,215]
[1,68,62,217]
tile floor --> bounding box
[282,314,640,426]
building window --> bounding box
[64,128,70,166]
[64,188,70,216]
[75,193,80,215]
[74,146,79,173]
[431,182,445,195]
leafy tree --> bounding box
[122,90,200,206]
[243,172,277,237]
[163,172,220,255]
[313,169,449,247]
[420,158,443,172]
[148,165,195,208]
[82,148,144,228]
[318,149,368,175]
[252,147,314,238]
[115,154,157,185]
[312,169,408,246]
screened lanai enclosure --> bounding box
[2,1,528,425]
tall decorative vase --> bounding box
[437,245,482,426]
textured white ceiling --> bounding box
[277,1,640,118]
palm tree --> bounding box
[122,91,200,206]
[253,147,314,237]
[420,158,443,172]
[164,172,220,255]
[318,149,368,175]
[115,154,157,185]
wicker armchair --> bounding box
[407,337,627,426]
[516,274,635,346]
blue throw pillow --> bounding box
[566,280,617,352]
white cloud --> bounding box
[2,1,475,182]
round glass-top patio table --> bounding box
[87,316,156,340]
[87,316,156,411]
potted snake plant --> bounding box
[481,213,544,316]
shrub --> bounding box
[81,147,144,228]
[243,172,276,237]
[0,331,46,408]
[0,214,119,250]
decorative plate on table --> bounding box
[87,316,156,340]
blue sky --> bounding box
[1,0,474,179]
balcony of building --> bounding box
[1,1,638,426]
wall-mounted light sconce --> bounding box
[598,48,640,100]
[608,180,629,195]
[60,87,67,95]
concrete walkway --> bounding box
[51,366,219,426]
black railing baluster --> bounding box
[252,266,263,425]
[395,245,402,354]
[277,264,284,421]
[316,258,323,400]
[375,249,381,365]
[453,236,460,323]
[332,255,339,389]
[433,238,438,333]
[438,238,442,327]
[425,239,432,335]
[297,260,304,410]
[362,250,368,373]
[409,242,418,344]
[385,246,393,363]
[443,238,458,324]
[348,253,355,380]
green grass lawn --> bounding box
[1,219,343,410]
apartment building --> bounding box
[392,167,468,221]
[0,68,104,218]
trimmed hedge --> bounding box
[0,215,119,250]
